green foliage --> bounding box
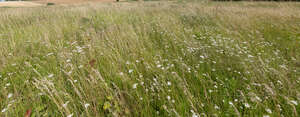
[0,1,299,117]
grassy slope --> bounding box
[0,1,299,117]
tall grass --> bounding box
[0,1,299,117]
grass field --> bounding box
[0,1,299,117]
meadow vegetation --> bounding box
[0,1,299,117]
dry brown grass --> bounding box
[0,0,116,7]
[0,1,44,7]
[34,0,116,4]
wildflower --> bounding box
[133,83,138,89]
[7,93,13,99]
[6,83,10,87]
[74,80,78,83]
[244,103,250,108]
[84,103,90,109]
[66,59,71,63]
[128,69,133,73]
[191,110,198,117]
[265,108,272,114]
[157,64,162,68]
[229,101,233,105]
[167,81,171,86]
[192,113,198,117]
[214,105,220,110]
[63,101,70,108]
[263,115,270,117]
[1,108,7,113]
[167,96,171,100]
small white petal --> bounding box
[7,93,13,99]
[1,108,7,113]
[84,103,90,109]
[266,108,272,114]
[132,83,138,89]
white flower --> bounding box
[133,83,138,89]
[229,101,233,105]
[192,112,198,117]
[66,59,71,63]
[263,115,270,117]
[7,93,13,99]
[167,96,171,100]
[6,83,11,87]
[1,108,7,113]
[167,81,171,86]
[244,103,250,108]
[67,113,73,117]
[84,103,90,109]
[265,108,272,114]
[290,100,298,105]
[214,105,220,110]
[157,64,162,68]
[63,101,69,108]
[128,69,133,73]
[74,80,78,83]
